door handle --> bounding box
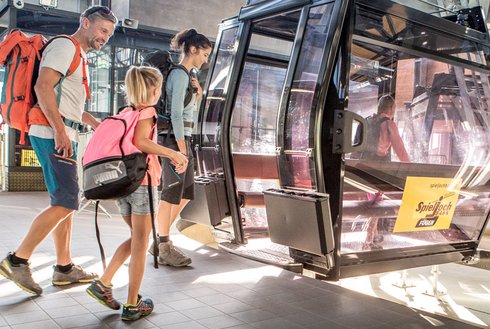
[332,110,367,154]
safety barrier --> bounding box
[0,127,6,191]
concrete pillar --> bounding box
[111,0,246,39]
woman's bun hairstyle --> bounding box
[171,28,212,55]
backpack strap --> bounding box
[24,34,48,107]
[161,65,194,138]
[378,116,390,124]
[94,200,107,270]
[44,35,91,100]
[81,56,90,99]
[139,112,158,268]
[172,64,194,108]
[147,175,159,269]
[378,116,391,136]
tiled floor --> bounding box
[0,192,484,328]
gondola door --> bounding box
[184,23,246,241]
[227,10,302,246]
[267,0,351,276]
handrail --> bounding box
[0,127,6,191]
[414,0,457,14]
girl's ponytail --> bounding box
[125,66,163,108]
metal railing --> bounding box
[0,127,7,191]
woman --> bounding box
[154,29,212,267]
[374,95,410,162]
[363,95,409,251]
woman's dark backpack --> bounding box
[142,50,193,131]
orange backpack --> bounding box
[0,30,90,144]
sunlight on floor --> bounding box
[179,222,217,249]
[193,265,285,285]
[334,267,489,328]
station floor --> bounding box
[0,192,488,329]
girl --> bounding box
[362,95,409,251]
[153,29,212,267]
[374,95,410,162]
[86,66,188,321]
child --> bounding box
[86,66,188,321]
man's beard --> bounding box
[90,38,105,51]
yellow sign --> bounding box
[393,177,461,233]
[21,149,41,167]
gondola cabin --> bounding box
[182,0,490,281]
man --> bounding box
[0,6,117,295]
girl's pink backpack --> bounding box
[82,106,147,200]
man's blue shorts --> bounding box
[30,136,80,210]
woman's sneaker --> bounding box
[148,240,158,256]
[121,296,154,321]
[158,241,192,267]
[86,279,121,310]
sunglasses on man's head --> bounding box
[84,6,113,18]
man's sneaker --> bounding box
[0,253,42,295]
[157,241,192,267]
[121,296,154,321]
[86,279,121,310]
[52,264,98,286]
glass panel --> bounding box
[280,3,335,190]
[200,27,239,175]
[231,61,286,154]
[113,47,152,114]
[355,6,490,68]
[230,11,299,232]
[247,33,293,60]
[343,28,490,252]
[86,46,111,119]
[278,153,316,189]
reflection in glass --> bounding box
[87,46,111,118]
[231,61,286,154]
[202,28,239,149]
[112,47,151,113]
[281,3,334,190]
[200,27,239,176]
[354,7,490,67]
[343,17,490,253]
[230,11,299,232]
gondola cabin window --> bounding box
[342,7,490,253]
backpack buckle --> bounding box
[62,117,84,132]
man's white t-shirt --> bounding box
[29,38,89,142]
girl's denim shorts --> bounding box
[116,185,159,216]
